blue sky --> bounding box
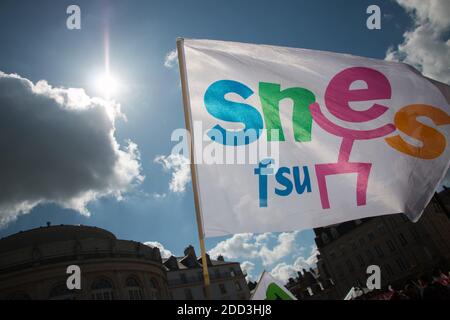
[0,0,447,282]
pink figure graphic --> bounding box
[310,67,396,209]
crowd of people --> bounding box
[355,268,450,300]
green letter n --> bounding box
[259,82,315,142]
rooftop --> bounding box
[0,224,116,253]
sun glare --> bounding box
[94,72,119,99]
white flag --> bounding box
[252,271,297,300]
[178,38,450,237]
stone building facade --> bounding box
[313,191,450,299]
[164,245,250,300]
[0,224,169,300]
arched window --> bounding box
[91,278,114,300]
[149,278,161,300]
[126,276,143,300]
[49,283,76,300]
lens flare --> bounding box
[94,72,119,99]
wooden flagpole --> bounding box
[176,38,211,299]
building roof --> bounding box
[0,224,116,253]
[162,256,239,271]
[162,246,239,271]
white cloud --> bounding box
[209,233,318,284]
[259,231,299,266]
[144,241,173,259]
[164,49,178,68]
[152,192,167,199]
[270,262,299,284]
[386,0,450,84]
[240,261,256,281]
[255,232,274,245]
[395,0,450,28]
[154,153,191,193]
[305,245,319,266]
[208,231,302,266]
[209,233,259,260]
[270,245,319,284]
[0,71,143,226]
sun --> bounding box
[94,72,119,99]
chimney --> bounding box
[184,245,196,257]
[217,255,225,262]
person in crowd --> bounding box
[385,283,408,300]
[432,268,449,286]
[403,280,421,300]
[419,274,450,300]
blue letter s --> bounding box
[204,80,263,146]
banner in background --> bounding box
[251,271,297,300]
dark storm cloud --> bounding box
[0,72,143,225]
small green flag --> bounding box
[251,271,297,300]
